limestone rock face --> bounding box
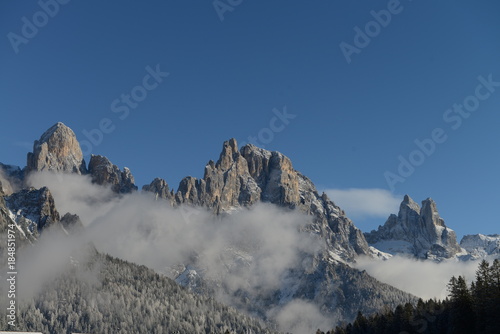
[88,155,137,194]
[145,138,370,261]
[26,122,86,174]
[365,195,463,260]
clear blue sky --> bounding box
[1,1,499,238]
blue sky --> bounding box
[1,0,499,238]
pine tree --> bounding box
[447,275,474,334]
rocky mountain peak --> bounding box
[145,138,370,261]
[365,195,463,260]
[27,122,87,175]
[216,138,239,170]
[402,194,419,207]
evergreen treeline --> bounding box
[317,259,500,334]
[0,250,279,334]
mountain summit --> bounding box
[26,122,87,175]
[364,195,463,260]
[24,122,137,193]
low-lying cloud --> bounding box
[356,255,480,300]
[325,188,401,219]
[269,300,336,334]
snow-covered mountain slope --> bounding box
[0,247,279,333]
[459,234,500,260]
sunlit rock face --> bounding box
[27,122,87,175]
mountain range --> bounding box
[0,122,498,333]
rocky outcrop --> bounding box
[145,138,370,261]
[365,195,463,260]
[88,155,137,193]
[26,122,86,175]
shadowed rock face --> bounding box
[144,138,371,261]
[4,187,60,240]
[1,186,85,244]
[364,195,463,260]
[27,122,87,175]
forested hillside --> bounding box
[0,249,279,334]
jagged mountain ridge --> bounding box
[144,138,370,262]
[16,122,370,262]
[1,122,496,265]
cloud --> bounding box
[0,167,22,195]
[28,172,118,224]
[269,300,337,333]
[25,171,323,332]
[325,188,401,219]
[16,226,97,302]
[355,255,480,300]
[0,169,13,194]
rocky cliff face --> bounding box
[144,139,370,261]
[365,195,463,260]
[26,122,87,175]
[88,155,137,193]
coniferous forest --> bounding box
[317,259,500,334]
[0,249,279,334]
